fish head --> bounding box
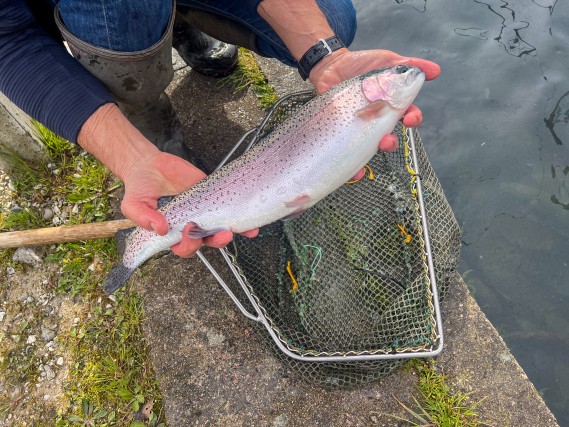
[361,65,425,111]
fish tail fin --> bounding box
[103,261,136,294]
[114,227,134,257]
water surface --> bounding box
[352,0,569,424]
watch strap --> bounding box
[298,36,345,80]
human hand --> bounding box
[309,49,440,180]
[120,151,259,258]
[78,104,257,259]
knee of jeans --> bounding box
[317,0,357,47]
[58,0,172,52]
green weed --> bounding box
[46,238,116,296]
[219,48,278,109]
[0,145,42,195]
[0,207,45,232]
[1,123,165,426]
[57,291,165,427]
[390,359,486,427]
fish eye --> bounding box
[395,65,409,74]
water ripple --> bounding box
[473,0,537,57]
[394,0,427,12]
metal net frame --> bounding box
[197,90,461,387]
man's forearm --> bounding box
[77,103,159,181]
[257,0,348,81]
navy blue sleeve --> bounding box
[0,0,116,143]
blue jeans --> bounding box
[56,0,357,67]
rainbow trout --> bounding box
[104,65,425,293]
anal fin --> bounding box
[186,222,228,239]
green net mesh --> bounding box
[221,91,461,387]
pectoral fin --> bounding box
[356,100,390,121]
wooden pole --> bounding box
[0,219,136,249]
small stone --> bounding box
[42,364,55,380]
[42,208,54,221]
[13,247,42,267]
[7,267,15,275]
[273,415,289,427]
[206,328,225,347]
[0,310,5,322]
[56,357,64,366]
[26,335,36,344]
[7,385,21,401]
[42,305,54,316]
[40,325,56,342]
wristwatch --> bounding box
[297,36,345,80]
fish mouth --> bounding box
[399,66,425,85]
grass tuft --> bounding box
[1,123,165,426]
[389,359,487,427]
[56,291,165,427]
[219,48,278,109]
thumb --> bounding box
[121,199,169,235]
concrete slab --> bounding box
[133,57,559,426]
[0,93,49,174]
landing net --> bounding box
[206,90,461,387]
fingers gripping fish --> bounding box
[104,66,426,293]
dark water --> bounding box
[351,0,569,424]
